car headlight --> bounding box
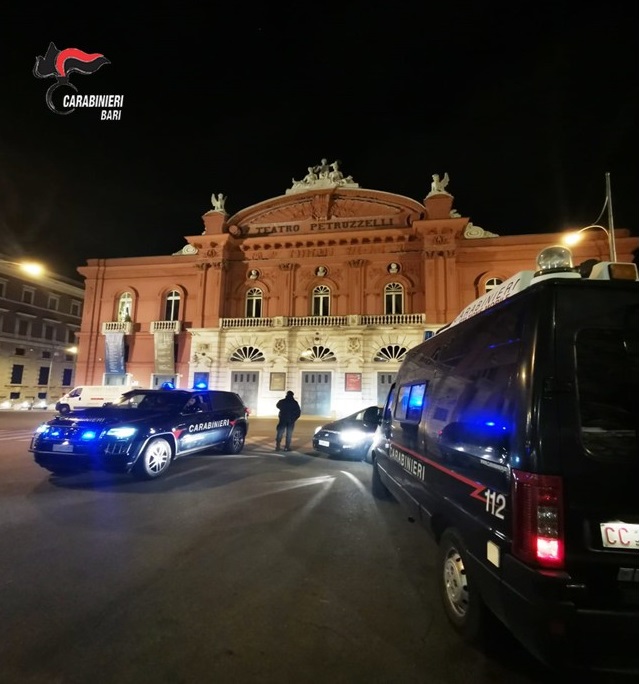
[34,424,50,435]
[106,426,138,439]
[340,429,367,445]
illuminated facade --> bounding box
[74,164,638,416]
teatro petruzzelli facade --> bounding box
[74,161,638,417]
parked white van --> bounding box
[55,385,135,414]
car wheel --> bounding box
[58,404,70,415]
[438,528,488,644]
[223,427,245,454]
[371,457,392,500]
[133,437,173,480]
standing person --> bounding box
[275,390,301,451]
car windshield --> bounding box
[111,391,188,411]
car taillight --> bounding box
[512,469,564,569]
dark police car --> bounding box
[29,388,249,480]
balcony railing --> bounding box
[220,313,426,329]
[102,321,132,335]
[150,320,182,334]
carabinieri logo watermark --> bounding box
[33,42,124,119]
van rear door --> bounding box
[550,282,639,598]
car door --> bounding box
[176,392,213,453]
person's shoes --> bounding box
[284,447,291,451]
[275,444,281,451]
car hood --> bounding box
[47,408,169,427]
[320,418,375,433]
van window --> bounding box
[576,327,639,463]
[423,301,526,449]
[395,382,427,422]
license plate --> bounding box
[600,521,639,550]
[52,443,74,453]
[318,440,330,447]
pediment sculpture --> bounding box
[286,159,359,194]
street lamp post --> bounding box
[562,172,618,262]
[563,224,617,262]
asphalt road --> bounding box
[0,412,626,684]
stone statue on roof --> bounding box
[287,159,359,194]
[428,172,450,196]
[211,192,227,212]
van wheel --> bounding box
[223,427,245,454]
[438,529,487,643]
[133,438,173,480]
[58,404,70,415]
[371,458,392,500]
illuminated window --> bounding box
[117,292,133,322]
[245,288,263,318]
[312,285,330,316]
[164,290,181,321]
[384,282,404,314]
[485,277,503,293]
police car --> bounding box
[29,388,249,480]
[372,248,639,674]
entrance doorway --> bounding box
[231,370,259,414]
[301,371,332,416]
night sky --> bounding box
[1,2,637,280]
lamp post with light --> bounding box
[562,224,617,263]
[562,172,619,263]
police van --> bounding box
[371,246,639,674]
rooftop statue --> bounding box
[287,159,359,194]
[428,172,451,196]
[211,192,227,212]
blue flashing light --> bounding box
[81,430,98,441]
[193,381,209,389]
[160,382,175,390]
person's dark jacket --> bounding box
[277,395,301,425]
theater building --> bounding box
[74,162,638,417]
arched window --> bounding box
[230,345,265,362]
[485,277,503,293]
[374,344,408,362]
[246,288,263,318]
[312,285,330,317]
[117,292,133,322]
[384,282,404,315]
[299,345,336,362]
[164,290,181,321]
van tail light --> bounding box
[512,470,564,569]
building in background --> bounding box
[0,257,83,408]
[74,164,639,417]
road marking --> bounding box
[0,430,35,442]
